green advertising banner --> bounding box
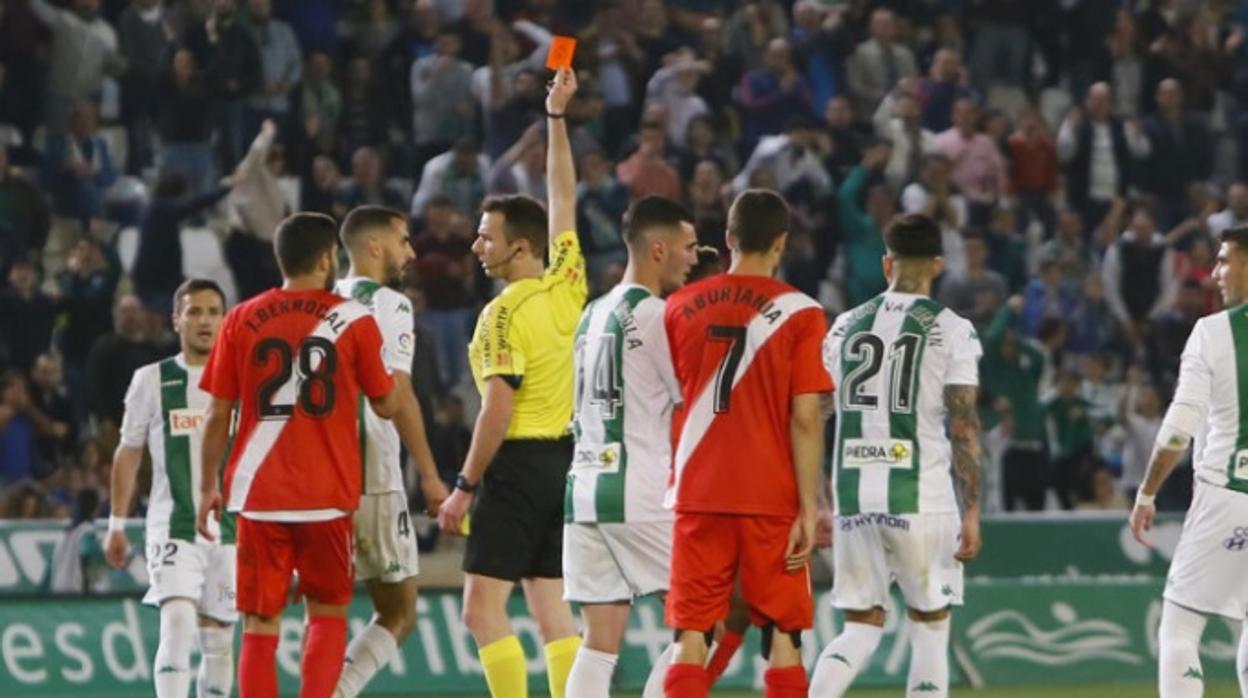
[1,581,1237,696]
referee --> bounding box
[437,68,586,698]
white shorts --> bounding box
[142,539,238,624]
[1165,482,1248,620]
[354,491,419,583]
[831,512,963,613]
[563,521,671,604]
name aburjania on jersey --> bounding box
[675,285,787,323]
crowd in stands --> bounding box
[2,0,1245,526]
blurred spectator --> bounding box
[691,17,742,119]
[933,97,1007,226]
[575,148,630,289]
[1148,277,1206,387]
[116,0,171,174]
[348,0,399,61]
[1172,233,1220,315]
[677,116,739,182]
[293,51,341,158]
[302,154,341,217]
[1044,369,1096,509]
[1096,9,1145,119]
[789,1,849,116]
[55,238,121,401]
[917,48,973,134]
[634,0,688,78]
[822,95,869,183]
[878,90,936,192]
[410,139,488,218]
[29,354,74,471]
[846,9,918,125]
[1021,259,1076,338]
[131,173,232,317]
[982,298,1047,511]
[733,117,832,200]
[40,102,118,237]
[333,147,406,221]
[0,260,56,372]
[336,56,390,162]
[1141,79,1213,228]
[244,0,302,132]
[579,7,645,156]
[225,121,286,299]
[1007,109,1060,238]
[487,124,547,200]
[1206,182,1248,238]
[480,63,544,161]
[412,29,477,168]
[725,0,789,74]
[157,48,216,196]
[379,0,439,142]
[968,0,1029,91]
[616,121,683,202]
[1077,468,1129,511]
[837,143,892,308]
[1118,367,1163,500]
[1101,206,1178,340]
[412,197,475,389]
[986,207,1029,294]
[937,230,1007,329]
[29,0,124,134]
[1036,209,1093,288]
[431,394,471,489]
[1148,12,1229,116]
[85,294,161,428]
[1065,273,1120,359]
[901,153,967,275]
[1057,82,1151,230]
[46,487,106,593]
[0,144,51,277]
[646,50,712,150]
[688,160,729,256]
[0,370,66,485]
[738,38,814,156]
[183,0,261,170]
[450,0,497,66]
[0,0,46,145]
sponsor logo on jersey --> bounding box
[839,513,911,531]
[1224,527,1248,551]
[841,439,914,469]
[398,332,413,351]
[169,408,207,436]
[1234,450,1248,480]
[573,442,621,471]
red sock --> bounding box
[665,663,710,698]
[299,616,348,698]
[706,629,745,682]
[764,665,809,698]
[239,632,280,698]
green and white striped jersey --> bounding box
[1169,304,1248,493]
[335,277,415,495]
[824,293,981,515]
[566,284,682,524]
[119,355,236,544]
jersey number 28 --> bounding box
[254,337,339,418]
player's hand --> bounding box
[546,67,577,115]
[784,511,816,572]
[196,489,222,542]
[438,488,473,535]
[421,476,451,516]
[105,530,129,569]
[815,507,834,549]
[1130,500,1156,548]
[955,511,982,562]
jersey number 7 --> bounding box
[708,325,746,414]
[254,337,339,419]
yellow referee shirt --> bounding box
[468,230,588,439]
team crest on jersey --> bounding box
[169,408,206,436]
[842,439,914,469]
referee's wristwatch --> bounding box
[455,474,479,494]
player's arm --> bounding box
[786,392,823,572]
[368,384,401,419]
[437,376,515,533]
[546,67,577,250]
[106,368,154,568]
[390,369,449,513]
[197,396,234,542]
[946,384,983,562]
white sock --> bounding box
[906,616,950,698]
[154,600,197,698]
[1159,601,1207,698]
[566,646,617,698]
[641,644,677,698]
[809,621,883,698]
[1237,625,1248,697]
[196,626,234,698]
[334,623,399,698]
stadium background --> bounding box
[2,0,1248,694]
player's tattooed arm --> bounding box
[945,384,982,511]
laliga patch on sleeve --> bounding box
[546,36,577,70]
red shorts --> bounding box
[665,512,813,633]
[236,515,354,617]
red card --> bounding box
[546,36,577,70]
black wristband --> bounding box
[455,474,478,493]
[546,109,565,119]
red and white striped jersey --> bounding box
[664,274,833,516]
[200,288,393,520]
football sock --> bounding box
[154,599,196,698]
[565,645,617,698]
[706,629,744,682]
[239,632,280,698]
[300,615,348,698]
[764,665,809,698]
[663,663,710,698]
[906,616,950,698]
[196,625,234,698]
[334,622,398,698]
[642,643,676,698]
[1159,601,1207,698]
[1237,624,1248,696]
[479,635,528,698]
[544,635,581,698]
[809,621,883,697]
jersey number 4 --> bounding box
[254,337,339,418]
[841,332,922,413]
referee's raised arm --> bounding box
[546,68,577,247]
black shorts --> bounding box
[464,437,572,581]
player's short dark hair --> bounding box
[273,212,339,277]
[885,213,943,258]
[727,190,790,253]
[172,278,226,315]
[339,205,407,247]
[623,196,694,247]
[481,195,547,256]
[1221,225,1248,250]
